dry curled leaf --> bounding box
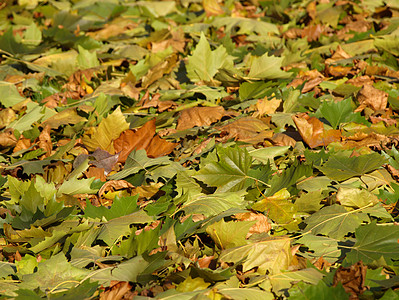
[356,84,388,112]
[293,113,341,148]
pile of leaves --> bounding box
[1,0,399,298]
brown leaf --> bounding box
[325,65,353,78]
[142,54,179,89]
[333,261,367,299]
[177,106,225,130]
[271,133,296,147]
[13,136,31,153]
[293,113,341,148]
[100,281,133,300]
[197,255,215,269]
[301,24,325,42]
[235,212,272,238]
[85,166,106,181]
[98,180,133,198]
[217,117,272,144]
[38,125,52,158]
[146,134,178,158]
[0,128,17,149]
[356,84,388,112]
[114,120,155,163]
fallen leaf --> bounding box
[98,180,133,198]
[82,107,130,153]
[235,212,272,238]
[253,97,282,117]
[145,134,177,158]
[177,106,225,130]
[217,117,272,144]
[38,125,52,157]
[356,84,388,112]
[293,113,342,148]
[333,261,367,299]
[0,128,17,149]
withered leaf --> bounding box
[356,84,388,112]
[177,106,225,130]
[293,113,341,148]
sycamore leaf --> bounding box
[247,54,292,80]
[220,237,292,275]
[82,107,129,153]
[177,276,210,292]
[318,98,367,129]
[336,188,380,209]
[194,145,252,192]
[288,281,349,300]
[296,234,341,263]
[304,204,369,240]
[206,219,254,249]
[0,82,25,107]
[179,191,246,218]
[20,253,89,292]
[84,195,139,221]
[252,189,296,225]
[345,221,399,265]
[186,32,234,83]
[108,149,171,180]
[317,152,387,181]
[218,288,274,300]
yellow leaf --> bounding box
[82,107,129,153]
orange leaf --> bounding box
[146,135,178,158]
[114,119,156,163]
[293,113,341,148]
[177,106,225,130]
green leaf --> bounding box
[288,280,349,300]
[266,162,312,196]
[84,195,139,221]
[317,152,387,181]
[296,234,341,263]
[186,32,234,83]
[77,45,100,69]
[304,204,369,240]
[0,262,16,279]
[247,54,292,80]
[295,190,324,213]
[194,145,253,193]
[269,268,324,294]
[108,149,171,181]
[20,253,90,292]
[179,191,246,218]
[336,187,379,209]
[0,81,25,107]
[318,98,366,129]
[345,221,399,265]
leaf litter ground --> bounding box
[1,0,399,299]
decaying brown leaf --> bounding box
[98,180,133,198]
[177,106,226,130]
[0,128,17,150]
[114,119,177,162]
[333,261,367,299]
[293,113,341,148]
[217,117,273,144]
[38,125,52,157]
[355,84,388,112]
